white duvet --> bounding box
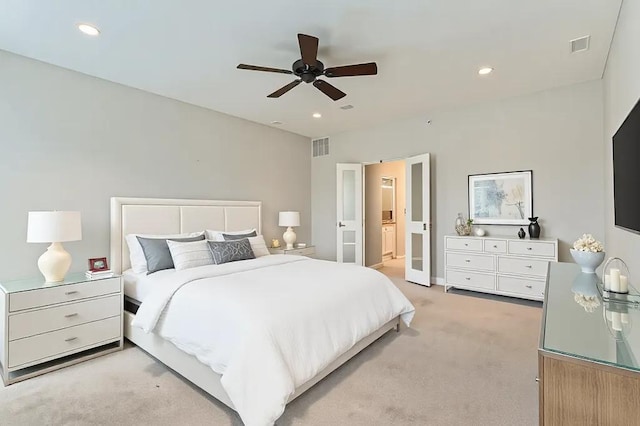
[133,255,415,426]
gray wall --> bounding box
[312,80,604,281]
[0,50,310,280]
[364,161,406,267]
[603,0,640,280]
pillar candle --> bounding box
[610,268,621,292]
[622,313,629,324]
[604,274,611,291]
[612,312,623,331]
[620,275,629,294]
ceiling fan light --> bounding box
[312,113,322,119]
[77,23,100,36]
[478,67,494,75]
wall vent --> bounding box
[570,36,590,53]
[312,137,330,157]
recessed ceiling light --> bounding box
[77,23,100,36]
[271,120,283,125]
[478,67,494,75]
[312,113,322,118]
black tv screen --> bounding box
[613,97,640,234]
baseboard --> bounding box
[369,263,384,270]
[431,276,445,286]
[395,255,406,259]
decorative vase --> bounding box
[528,217,540,239]
[455,213,472,236]
[518,228,526,239]
[570,249,606,274]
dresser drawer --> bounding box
[498,257,549,277]
[9,278,120,312]
[9,294,121,341]
[446,237,483,252]
[446,252,495,272]
[484,239,507,254]
[508,240,555,258]
[446,270,495,290]
[498,276,545,299]
[8,316,121,368]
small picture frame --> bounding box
[88,257,109,272]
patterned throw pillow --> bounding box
[167,240,214,270]
[208,239,255,265]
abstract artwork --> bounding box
[468,170,533,225]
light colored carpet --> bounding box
[0,259,541,425]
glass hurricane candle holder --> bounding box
[602,257,631,294]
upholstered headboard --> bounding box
[110,197,262,273]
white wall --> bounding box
[364,160,406,267]
[603,0,640,279]
[0,50,310,280]
[312,80,604,280]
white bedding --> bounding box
[132,255,415,426]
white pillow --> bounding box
[205,228,257,241]
[125,231,204,273]
[248,235,270,257]
[167,240,214,271]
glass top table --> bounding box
[0,272,117,294]
[542,262,640,372]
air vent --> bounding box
[340,104,354,110]
[570,36,590,53]
[312,137,329,157]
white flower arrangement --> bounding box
[572,234,604,253]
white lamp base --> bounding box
[283,227,297,250]
[38,242,72,283]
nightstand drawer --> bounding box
[9,278,120,312]
[508,240,555,258]
[9,294,121,341]
[446,252,495,272]
[8,316,121,369]
[293,247,315,257]
[498,276,545,298]
[498,257,549,277]
[446,237,483,252]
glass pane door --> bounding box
[336,164,363,265]
[405,154,431,285]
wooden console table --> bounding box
[538,262,640,425]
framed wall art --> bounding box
[468,170,533,225]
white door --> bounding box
[336,163,363,265]
[405,153,431,285]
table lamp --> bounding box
[278,211,300,250]
[27,211,82,282]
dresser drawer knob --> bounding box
[527,247,533,251]
[526,285,533,289]
[465,259,471,263]
[493,245,498,248]
[65,337,78,342]
[525,265,532,269]
[65,291,79,296]
[465,277,471,281]
[64,313,78,318]
[464,243,468,246]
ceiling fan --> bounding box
[237,33,378,101]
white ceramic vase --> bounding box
[569,249,605,274]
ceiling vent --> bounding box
[570,36,590,53]
[340,105,354,110]
[312,137,329,157]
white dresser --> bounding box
[0,273,123,385]
[444,235,558,301]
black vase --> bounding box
[518,228,526,239]
[528,217,541,239]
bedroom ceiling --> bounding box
[0,0,622,138]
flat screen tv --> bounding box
[613,97,640,234]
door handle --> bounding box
[423,223,426,231]
[338,222,346,228]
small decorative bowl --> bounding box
[570,249,605,274]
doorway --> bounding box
[364,161,406,270]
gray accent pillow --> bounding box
[222,230,257,240]
[208,239,255,265]
[137,235,205,274]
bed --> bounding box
[110,197,415,426]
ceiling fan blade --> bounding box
[237,64,293,75]
[298,33,319,67]
[267,80,302,98]
[324,62,378,77]
[313,80,346,101]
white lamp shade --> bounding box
[27,211,82,243]
[278,211,300,227]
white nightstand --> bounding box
[0,272,123,385]
[269,245,316,257]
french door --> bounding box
[336,163,363,265]
[405,153,431,285]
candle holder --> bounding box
[602,301,632,340]
[602,257,631,294]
